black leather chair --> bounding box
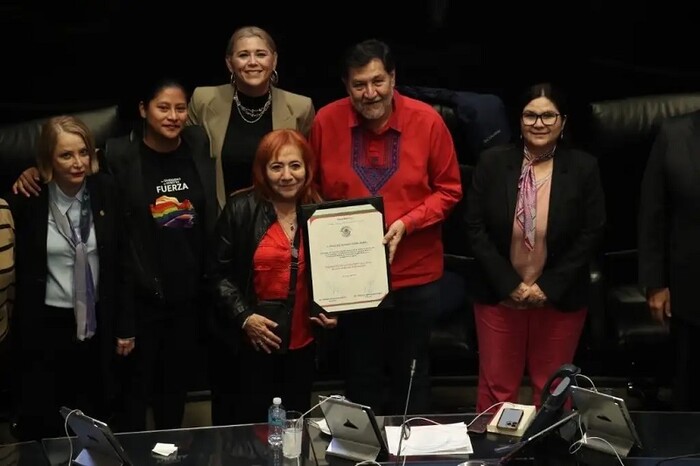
[431,164,478,387]
[581,93,700,407]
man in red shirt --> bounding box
[309,39,462,414]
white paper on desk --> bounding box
[152,442,178,456]
[385,423,473,456]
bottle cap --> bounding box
[273,397,282,405]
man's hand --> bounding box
[647,287,671,323]
[383,219,406,264]
[12,167,42,197]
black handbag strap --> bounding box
[286,226,301,311]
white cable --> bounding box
[466,401,505,428]
[570,436,625,465]
[569,405,624,465]
[401,416,442,428]
[64,409,81,464]
[575,374,598,392]
[299,394,344,428]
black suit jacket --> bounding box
[8,172,134,351]
[104,125,217,304]
[466,144,606,310]
[638,111,700,325]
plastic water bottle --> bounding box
[268,397,285,446]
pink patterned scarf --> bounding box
[515,145,556,251]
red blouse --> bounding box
[253,222,313,350]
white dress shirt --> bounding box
[45,182,99,308]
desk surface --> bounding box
[37,411,700,466]
[0,440,50,466]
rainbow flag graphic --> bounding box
[150,195,196,228]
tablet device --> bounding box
[60,407,132,466]
[570,386,643,457]
[319,396,387,463]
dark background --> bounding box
[0,0,697,124]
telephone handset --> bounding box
[522,363,580,439]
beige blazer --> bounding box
[187,84,315,208]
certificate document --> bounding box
[302,198,391,314]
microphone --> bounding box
[522,376,572,439]
[394,358,417,465]
[494,410,579,460]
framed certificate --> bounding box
[299,197,392,315]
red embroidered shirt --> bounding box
[310,90,462,289]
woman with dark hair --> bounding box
[104,77,217,431]
[8,115,132,440]
[466,82,606,411]
[9,78,216,430]
[211,128,336,423]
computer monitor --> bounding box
[570,386,643,458]
[319,396,388,463]
[59,407,132,466]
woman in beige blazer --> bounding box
[187,25,315,426]
[187,25,315,210]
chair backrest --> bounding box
[580,93,700,254]
[442,164,473,258]
[398,85,512,165]
[0,105,128,194]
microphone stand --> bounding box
[394,359,416,466]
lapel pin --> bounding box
[99,210,105,216]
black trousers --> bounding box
[213,341,316,425]
[121,301,197,431]
[208,338,239,426]
[15,305,103,441]
[340,280,440,415]
[671,316,700,411]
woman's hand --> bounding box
[509,282,531,302]
[116,338,135,356]
[244,314,282,353]
[12,167,42,197]
[311,313,338,329]
[527,283,547,307]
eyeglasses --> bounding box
[521,111,560,126]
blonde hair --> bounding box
[226,26,277,56]
[36,115,99,183]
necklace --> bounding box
[274,205,297,245]
[280,218,297,247]
[234,90,272,124]
[524,144,556,163]
[281,215,297,232]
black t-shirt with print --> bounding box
[140,140,205,303]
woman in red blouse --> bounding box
[211,129,336,424]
